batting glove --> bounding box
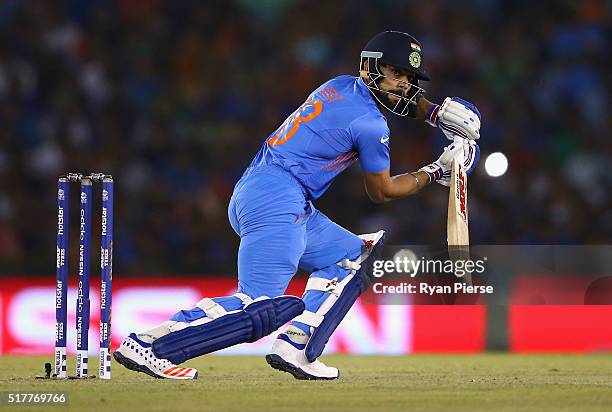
[426,97,481,141]
[436,137,480,187]
[419,136,480,187]
[418,138,463,184]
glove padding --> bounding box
[419,136,480,187]
[426,97,481,141]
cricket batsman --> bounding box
[114,31,481,380]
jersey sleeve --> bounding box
[349,113,390,173]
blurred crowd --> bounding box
[0,0,610,274]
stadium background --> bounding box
[0,0,610,356]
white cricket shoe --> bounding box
[265,336,339,380]
[113,333,198,380]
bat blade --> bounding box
[447,159,468,245]
[447,158,471,285]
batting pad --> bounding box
[152,296,304,364]
[299,231,385,362]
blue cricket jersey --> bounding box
[246,75,390,200]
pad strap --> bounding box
[293,310,324,328]
[305,277,339,293]
[195,298,227,319]
[337,259,361,271]
[233,293,253,306]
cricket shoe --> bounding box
[265,334,339,380]
[113,333,198,380]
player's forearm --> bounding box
[373,171,430,202]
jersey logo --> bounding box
[380,135,390,145]
[267,98,323,147]
[319,85,344,103]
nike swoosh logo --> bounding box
[380,136,390,144]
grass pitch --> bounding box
[1,354,611,411]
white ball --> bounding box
[485,152,508,177]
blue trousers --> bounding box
[171,165,362,334]
[229,165,362,298]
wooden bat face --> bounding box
[447,158,469,247]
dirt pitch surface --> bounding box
[1,354,611,411]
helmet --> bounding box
[360,31,430,116]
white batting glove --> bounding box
[426,97,481,141]
[419,137,480,187]
[418,138,464,184]
[436,137,480,187]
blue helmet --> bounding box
[360,31,430,116]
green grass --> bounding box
[1,354,611,411]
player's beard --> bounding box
[372,87,413,114]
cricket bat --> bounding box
[447,158,472,285]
